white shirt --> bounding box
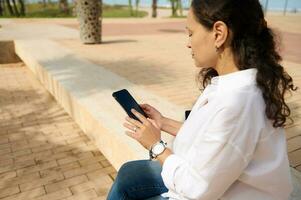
[160,68,293,200]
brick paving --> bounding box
[0,63,116,200]
[284,64,301,172]
[62,20,301,64]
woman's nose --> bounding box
[186,43,191,49]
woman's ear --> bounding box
[212,21,229,49]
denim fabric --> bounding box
[107,159,169,200]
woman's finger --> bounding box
[140,104,149,110]
[125,131,138,140]
[140,103,150,108]
[125,116,143,128]
[123,122,136,131]
[131,109,148,124]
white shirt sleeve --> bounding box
[161,105,260,200]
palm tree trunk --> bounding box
[5,0,14,16]
[128,0,133,16]
[72,0,77,16]
[152,0,157,18]
[76,0,101,44]
[42,0,46,8]
[178,0,183,16]
[59,0,69,14]
[135,0,139,17]
[283,0,288,16]
[11,0,19,16]
[0,0,3,16]
[0,0,4,15]
[18,0,25,16]
[171,0,177,17]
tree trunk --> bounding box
[135,0,139,17]
[177,0,183,16]
[152,0,157,18]
[76,0,101,44]
[0,0,3,16]
[18,0,25,16]
[5,0,14,16]
[72,0,77,17]
[11,0,19,16]
[59,0,69,14]
[42,0,46,8]
[283,0,288,15]
[0,0,4,15]
[170,0,177,17]
[128,0,133,16]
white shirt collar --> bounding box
[210,68,258,92]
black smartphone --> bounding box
[112,89,148,123]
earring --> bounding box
[215,46,219,52]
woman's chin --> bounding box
[193,60,211,69]
[194,60,202,68]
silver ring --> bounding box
[133,126,137,132]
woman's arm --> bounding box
[159,105,258,200]
[161,117,183,136]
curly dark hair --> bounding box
[191,0,298,128]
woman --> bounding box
[107,0,298,199]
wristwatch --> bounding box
[149,140,167,160]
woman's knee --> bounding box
[110,160,166,199]
[118,160,146,177]
[115,160,149,188]
[116,159,162,185]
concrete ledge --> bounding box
[290,168,301,199]
[0,40,21,64]
[14,39,185,170]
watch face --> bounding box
[153,143,165,154]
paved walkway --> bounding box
[0,63,116,199]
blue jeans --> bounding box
[107,159,169,200]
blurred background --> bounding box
[0,0,300,18]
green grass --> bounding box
[168,15,187,18]
[0,3,148,18]
[103,4,148,18]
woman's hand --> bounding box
[123,108,161,150]
[139,103,164,130]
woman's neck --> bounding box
[214,48,239,76]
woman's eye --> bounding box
[189,33,192,37]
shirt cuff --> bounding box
[161,154,185,191]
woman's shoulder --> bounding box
[212,86,265,121]
[216,85,264,108]
[205,87,266,140]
